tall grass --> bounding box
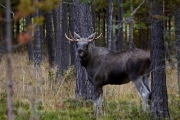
[0,53,179,120]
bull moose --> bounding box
[65,32,151,117]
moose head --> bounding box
[65,32,102,58]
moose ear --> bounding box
[74,32,81,39]
[88,32,96,39]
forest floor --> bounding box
[0,53,180,120]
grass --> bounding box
[0,53,180,120]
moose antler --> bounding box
[94,33,102,40]
[65,32,102,42]
[65,32,76,41]
[87,33,102,42]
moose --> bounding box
[65,32,151,117]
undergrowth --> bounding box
[0,53,180,120]
[0,96,179,120]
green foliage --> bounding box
[120,0,132,9]
[164,31,171,40]
[16,0,62,19]
[80,0,89,4]
[33,16,45,25]
[168,95,180,119]
[123,10,131,17]
[135,22,146,29]
[0,92,7,120]
[92,0,107,11]
[39,111,59,120]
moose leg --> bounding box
[132,77,150,112]
[143,75,151,92]
[93,85,103,117]
[143,75,151,107]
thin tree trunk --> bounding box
[106,0,113,50]
[69,0,76,66]
[150,0,170,119]
[45,11,55,68]
[164,3,175,69]
[53,4,62,81]
[34,11,41,69]
[117,0,123,51]
[61,0,69,70]
[175,7,180,97]
[6,0,14,119]
[98,11,100,35]
[103,10,106,46]
[129,3,133,50]
[25,15,34,62]
[125,23,128,49]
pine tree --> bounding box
[150,0,170,119]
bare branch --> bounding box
[0,4,14,17]
[131,0,145,16]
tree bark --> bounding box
[69,0,76,66]
[61,0,69,70]
[45,11,55,68]
[25,15,34,62]
[6,0,14,119]
[129,3,133,50]
[72,0,94,100]
[117,0,123,51]
[53,4,62,80]
[150,0,170,119]
[34,9,41,69]
[106,0,113,50]
[175,7,180,97]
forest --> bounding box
[0,0,180,120]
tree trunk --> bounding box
[61,0,69,70]
[164,3,175,69]
[25,15,34,62]
[102,10,106,46]
[53,4,62,81]
[125,23,128,49]
[45,11,55,68]
[34,10,41,69]
[72,0,94,100]
[106,0,113,50]
[150,0,170,119]
[175,7,180,97]
[6,0,14,119]
[69,0,76,66]
[129,4,133,50]
[117,0,123,51]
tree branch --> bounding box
[0,4,14,17]
[131,0,145,16]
